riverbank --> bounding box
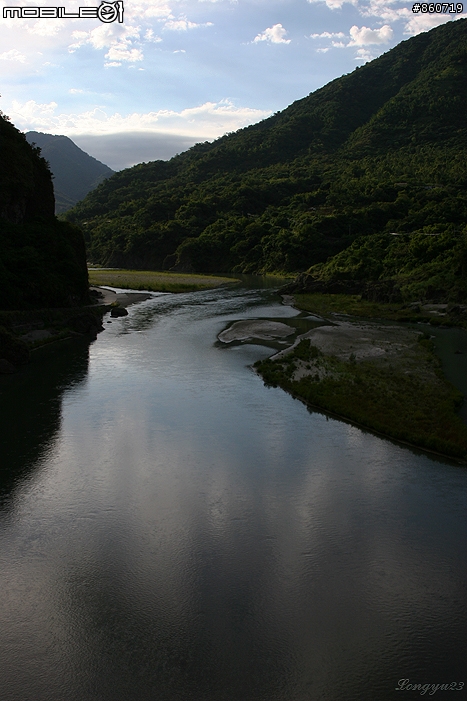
[254,294,467,462]
[0,305,108,374]
[89,286,153,307]
[292,292,467,329]
[88,268,238,293]
[0,268,237,373]
[0,283,157,374]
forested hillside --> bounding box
[0,114,90,309]
[65,19,467,301]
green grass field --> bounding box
[88,269,238,293]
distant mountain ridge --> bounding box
[25,132,114,214]
[65,19,467,301]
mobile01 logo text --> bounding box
[3,1,124,23]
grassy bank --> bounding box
[88,269,237,293]
[255,336,467,462]
[293,293,467,327]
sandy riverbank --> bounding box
[272,318,422,380]
[252,300,467,462]
[90,286,153,307]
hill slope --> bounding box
[65,19,467,300]
[26,132,114,214]
[0,115,90,309]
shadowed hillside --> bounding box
[0,114,90,310]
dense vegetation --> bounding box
[26,131,114,213]
[0,113,90,310]
[65,19,467,301]
[0,217,89,310]
[286,221,467,303]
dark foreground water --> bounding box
[1,283,467,701]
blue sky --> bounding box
[1,0,464,168]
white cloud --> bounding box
[348,24,393,45]
[308,0,357,10]
[0,1,170,72]
[306,0,459,35]
[310,29,347,50]
[359,0,410,23]
[105,45,144,63]
[10,99,271,139]
[0,49,27,63]
[310,31,346,38]
[121,0,173,20]
[403,13,456,36]
[356,0,457,36]
[0,0,219,72]
[164,17,213,30]
[68,23,144,64]
[69,24,141,52]
[27,21,61,37]
[354,48,374,61]
[144,29,162,42]
[12,100,58,123]
[350,0,459,37]
[254,24,291,44]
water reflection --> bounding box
[429,325,467,423]
[0,285,467,701]
[0,339,90,502]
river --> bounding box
[1,281,466,701]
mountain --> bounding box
[65,19,467,301]
[25,132,114,214]
[0,114,90,310]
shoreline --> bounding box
[277,380,467,466]
[90,285,153,307]
[290,291,467,330]
[253,294,467,463]
[0,286,153,374]
[88,269,239,294]
[1,274,237,374]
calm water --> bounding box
[1,283,467,701]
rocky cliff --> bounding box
[1,116,54,224]
[0,113,90,310]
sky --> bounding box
[1,0,464,169]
